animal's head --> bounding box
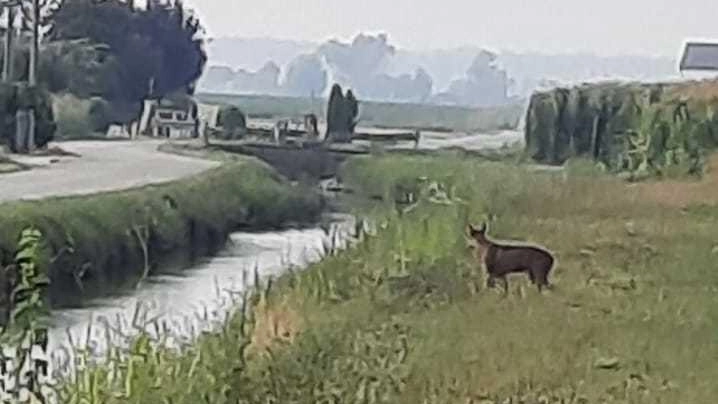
[467,222,489,245]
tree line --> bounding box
[0,0,207,149]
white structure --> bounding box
[196,103,221,138]
[678,39,718,79]
[137,97,199,139]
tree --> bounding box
[345,89,358,134]
[325,84,359,143]
[1,1,19,82]
[19,0,61,85]
[38,38,115,97]
[325,83,345,142]
[48,0,207,105]
[217,105,246,139]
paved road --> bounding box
[0,140,220,203]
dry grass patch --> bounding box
[248,296,303,355]
[633,153,718,208]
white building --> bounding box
[138,96,199,139]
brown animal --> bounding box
[467,222,555,294]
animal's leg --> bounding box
[528,270,536,284]
[500,276,509,296]
[536,269,551,292]
[486,274,497,289]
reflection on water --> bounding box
[47,213,355,375]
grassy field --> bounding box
[55,150,718,403]
[196,92,524,133]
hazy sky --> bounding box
[184,0,717,57]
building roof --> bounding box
[679,41,718,72]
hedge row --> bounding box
[524,80,718,169]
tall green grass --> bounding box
[56,153,718,402]
[0,158,323,308]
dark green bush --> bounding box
[0,83,56,150]
[325,83,359,142]
[88,96,112,133]
[217,105,247,139]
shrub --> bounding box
[0,83,56,150]
[52,93,94,139]
[217,105,247,139]
[88,96,112,133]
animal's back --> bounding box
[487,243,554,275]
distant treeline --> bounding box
[199,34,514,108]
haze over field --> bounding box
[182,0,716,106]
[198,36,678,104]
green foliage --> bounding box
[0,227,52,402]
[326,83,346,138]
[52,93,113,139]
[55,153,718,402]
[0,83,56,150]
[57,290,259,404]
[37,39,117,98]
[217,105,247,139]
[243,320,411,403]
[5,227,50,335]
[525,82,715,179]
[0,159,323,309]
[345,88,359,133]
[325,84,360,142]
[48,0,207,105]
[87,96,112,132]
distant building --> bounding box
[138,95,199,139]
[196,103,222,137]
[679,41,718,72]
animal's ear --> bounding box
[466,224,475,235]
[478,222,487,233]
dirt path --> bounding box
[0,140,220,203]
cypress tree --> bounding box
[345,89,359,134]
[325,83,345,142]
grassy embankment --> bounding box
[0,157,323,309]
[58,150,718,403]
[196,92,524,133]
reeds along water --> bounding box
[37,214,359,402]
